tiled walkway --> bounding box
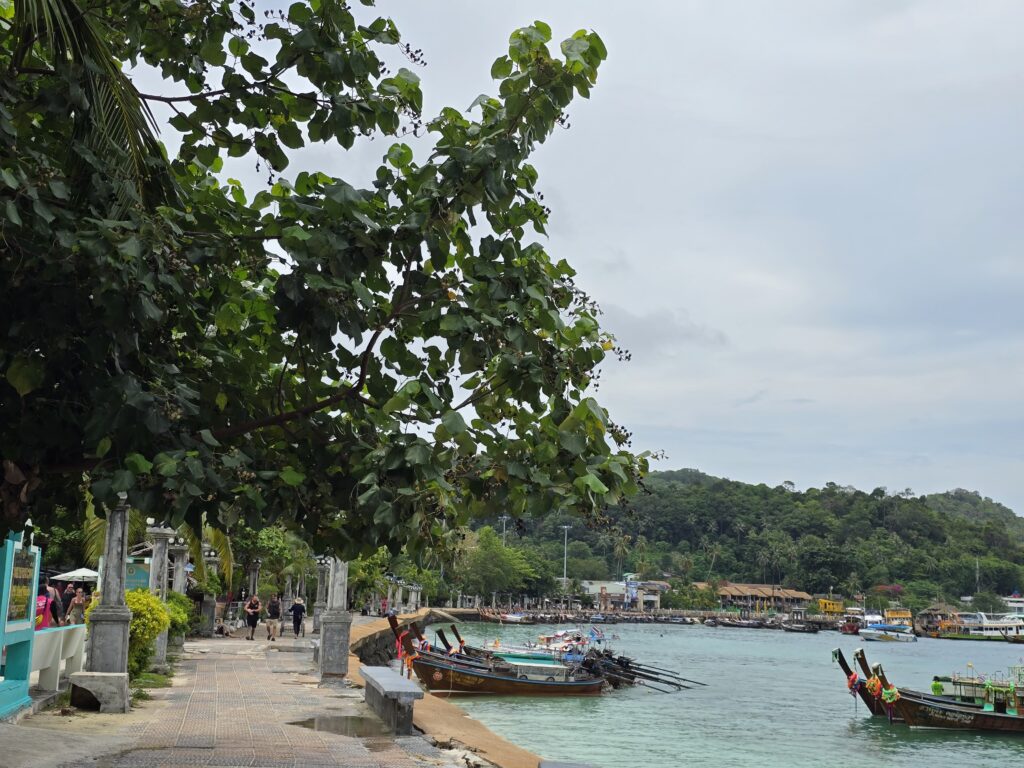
[4,632,463,768]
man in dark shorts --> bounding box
[266,593,281,641]
[243,595,261,640]
[288,596,306,638]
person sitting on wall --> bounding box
[214,618,236,637]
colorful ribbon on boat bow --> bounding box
[865,676,882,699]
[847,672,862,695]
[882,685,900,723]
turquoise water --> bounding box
[445,623,1024,768]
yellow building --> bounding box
[817,598,844,616]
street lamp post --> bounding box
[560,524,571,609]
[498,515,510,546]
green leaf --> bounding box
[577,473,609,494]
[5,355,44,396]
[95,437,112,458]
[280,467,305,486]
[277,121,304,149]
[138,294,163,322]
[155,455,178,477]
[125,453,154,474]
[215,392,228,411]
[228,36,249,57]
[1,168,17,188]
[405,443,432,465]
[111,469,136,493]
[200,429,221,447]
[386,143,413,168]
[5,200,21,226]
[490,56,513,79]
[441,410,467,436]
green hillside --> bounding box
[482,470,1024,612]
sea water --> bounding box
[448,623,1024,768]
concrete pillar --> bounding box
[297,573,306,602]
[147,523,174,670]
[283,574,293,605]
[77,494,131,713]
[247,561,260,598]
[170,544,188,594]
[319,558,352,680]
[313,560,328,633]
[199,549,218,637]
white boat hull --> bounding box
[860,628,917,642]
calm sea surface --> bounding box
[446,623,1024,768]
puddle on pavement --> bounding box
[289,715,392,738]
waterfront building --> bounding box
[692,581,812,612]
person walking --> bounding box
[64,587,87,625]
[288,596,306,638]
[266,593,281,641]
[61,583,75,615]
[35,579,62,629]
[243,594,261,640]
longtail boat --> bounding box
[874,661,1023,732]
[834,647,985,722]
[396,631,605,696]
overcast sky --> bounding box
[372,1,1024,512]
[150,2,1024,512]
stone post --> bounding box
[73,494,131,713]
[297,572,306,602]
[319,558,352,680]
[283,573,293,604]
[147,523,174,670]
[199,548,219,637]
[170,543,188,594]
[247,560,260,598]
[313,559,328,633]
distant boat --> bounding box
[935,612,1024,641]
[859,623,917,642]
[781,621,819,634]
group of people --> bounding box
[36,577,89,630]
[237,593,307,641]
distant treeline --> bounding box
[487,469,1024,612]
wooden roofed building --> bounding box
[693,581,813,612]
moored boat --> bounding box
[859,623,917,642]
[781,621,819,634]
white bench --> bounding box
[360,665,424,735]
[30,625,86,692]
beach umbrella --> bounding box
[51,567,100,582]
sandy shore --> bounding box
[348,610,542,768]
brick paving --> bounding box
[3,629,465,768]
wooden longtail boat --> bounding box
[781,621,819,634]
[873,661,1019,732]
[396,632,605,696]
[838,647,984,723]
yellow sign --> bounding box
[7,550,35,622]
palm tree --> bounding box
[83,494,233,589]
[612,534,631,581]
[9,0,175,210]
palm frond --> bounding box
[14,0,176,211]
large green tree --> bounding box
[0,1,646,558]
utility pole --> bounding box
[499,515,510,546]
[560,524,571,608]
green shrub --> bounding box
[86,588,170,678]
[165,592,193,636]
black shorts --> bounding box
[246,614,259,628]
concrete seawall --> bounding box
[348,609,542,768]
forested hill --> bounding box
[510,469,1024,611]
[925,489,1024,537]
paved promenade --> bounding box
[0,621,467,768]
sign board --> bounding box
[125,561,150,592]
[7,549,34,623]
